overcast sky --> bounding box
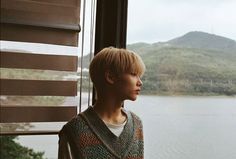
[127,0,236,44]
[1,0,235,56]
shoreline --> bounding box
[140,92,236,98]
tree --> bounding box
[0,136,45,159]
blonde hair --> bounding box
[89,47,145,90]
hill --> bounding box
[167,31,236,53]
[127,31,236,96]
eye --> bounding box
[130,72,137,76]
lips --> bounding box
[135,89,141,94]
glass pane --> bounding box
[0,96,78,106]
[0,40,78,56]
[0,68,77,81]
[127,0,236,159]
[0,122,65,132]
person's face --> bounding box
[114,72,143,101]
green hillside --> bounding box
[127,31,236,96]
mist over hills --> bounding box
[127,31,236,95]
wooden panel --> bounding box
[36,0,79,6]
[0,23,79,46]
[0,106,77,122]
[0,79,77,96]
[95,0,127,50]
[93,0,128,104]
[0,0,81,26]
[0,51,78,71]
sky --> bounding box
[1,0,235,56]
[127,0,236,44]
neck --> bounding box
[93,97,126,125]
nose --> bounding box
[137,77,143,87]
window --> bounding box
[126,0,236,158]
[0,0,83,158]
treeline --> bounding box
[128,43,236,96]
[142,78,236,96]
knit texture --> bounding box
[59,106,144,159]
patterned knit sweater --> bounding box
[58,106,144,159]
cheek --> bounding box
[115,75,136,90]
[119,78,132,86]
[117,82,128,90]
[120,80,135,92]
[115,79,130,91]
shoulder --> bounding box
[59,113,88,137]
[125,109,142,122]
[130,111,142,121]
[126,110,144,142]
[125,110,143,128]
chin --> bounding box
[129,96,138,101]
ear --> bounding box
[105,70,116,84]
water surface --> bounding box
[18,96,236,159]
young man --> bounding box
[58,47,145,159]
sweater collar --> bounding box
[80,106,135,158]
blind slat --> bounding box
[0,51,78,71]
[0,106,77,123]
[0,23,79,46]
[1,0,80,25]
[0,79,77,96]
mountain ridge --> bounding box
[167,31,236,53]
[128,31,236,54]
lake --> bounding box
[18,96,236,159]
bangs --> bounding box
[111,50,146,77]
[124,52,145,76]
